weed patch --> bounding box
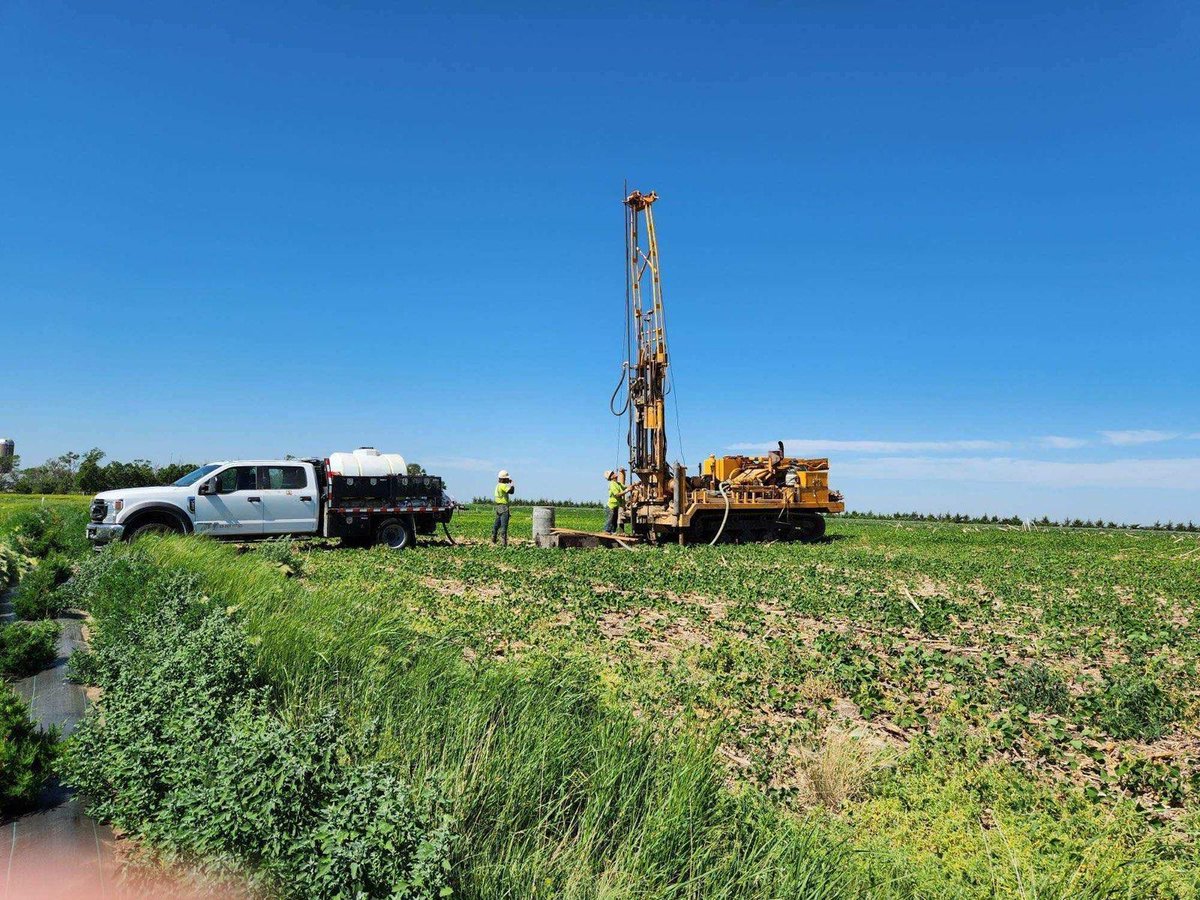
[1003,660,1069,714]
[13,553,73,619]
[0,691,56,816]
[1092,672,1176,741]
[62,551,452,897]
[1,504,89,559]
[0,620,58,677]
[0,542,32,590]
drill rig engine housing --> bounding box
[619,189,844,544]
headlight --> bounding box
[114,499,124,512]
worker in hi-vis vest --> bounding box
[603,469,627,534]
[492,469,514,546]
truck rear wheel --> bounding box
[375,518,414,550]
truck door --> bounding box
[193,465,265,537]
[259,464,319,535]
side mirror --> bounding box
[198,479,216,496]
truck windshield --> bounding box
[172,464,221,487]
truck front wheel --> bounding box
[125,517,183,541]
[375,518,414,550]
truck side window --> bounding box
[217,466,258,493]
[263,466,307,490]
[216,468,238,493]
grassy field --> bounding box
[6,497,1198,896]
[296,507,1200,895]
[0,493,92,518]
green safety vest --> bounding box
[607,480,624,509]
[494,483,512,505]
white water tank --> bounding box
[327,447,408,477]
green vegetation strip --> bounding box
[61,537,848,898]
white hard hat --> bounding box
[605,470,615,479]
[498,469,510,479]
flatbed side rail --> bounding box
[328,503,451,514]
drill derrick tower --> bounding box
[624,189,670,511]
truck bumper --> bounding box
[87,523,125,547]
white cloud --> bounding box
[837,456,1200,489]
[729,439,1010,454]
[1100,430,1178,446]
[1037,435,1089,449]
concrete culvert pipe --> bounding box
[532,506,556,547]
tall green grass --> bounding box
[71,536,850,898]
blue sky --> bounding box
[2,1,1197,522]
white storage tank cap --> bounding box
[327,447,408,477]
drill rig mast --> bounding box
[625,190,670,506]
[618,189,844,544]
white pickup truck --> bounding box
[87,448,454,550]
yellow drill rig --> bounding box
[615,189,844,544]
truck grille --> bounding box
[90,499,108,523]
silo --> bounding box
[0,439,13,474]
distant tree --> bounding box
[13,452,79,494]
[75,448,108,494]
[407,463,426,476]
[155,462,199,485]
[102,459,157,489]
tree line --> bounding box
[841,509,1199,532]
[0,450,198,495]
[469,496,605,508]
[460,502,1197,532]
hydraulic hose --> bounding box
[709,481,732,546]
[441,522,456,545]
[609,362,631,417]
